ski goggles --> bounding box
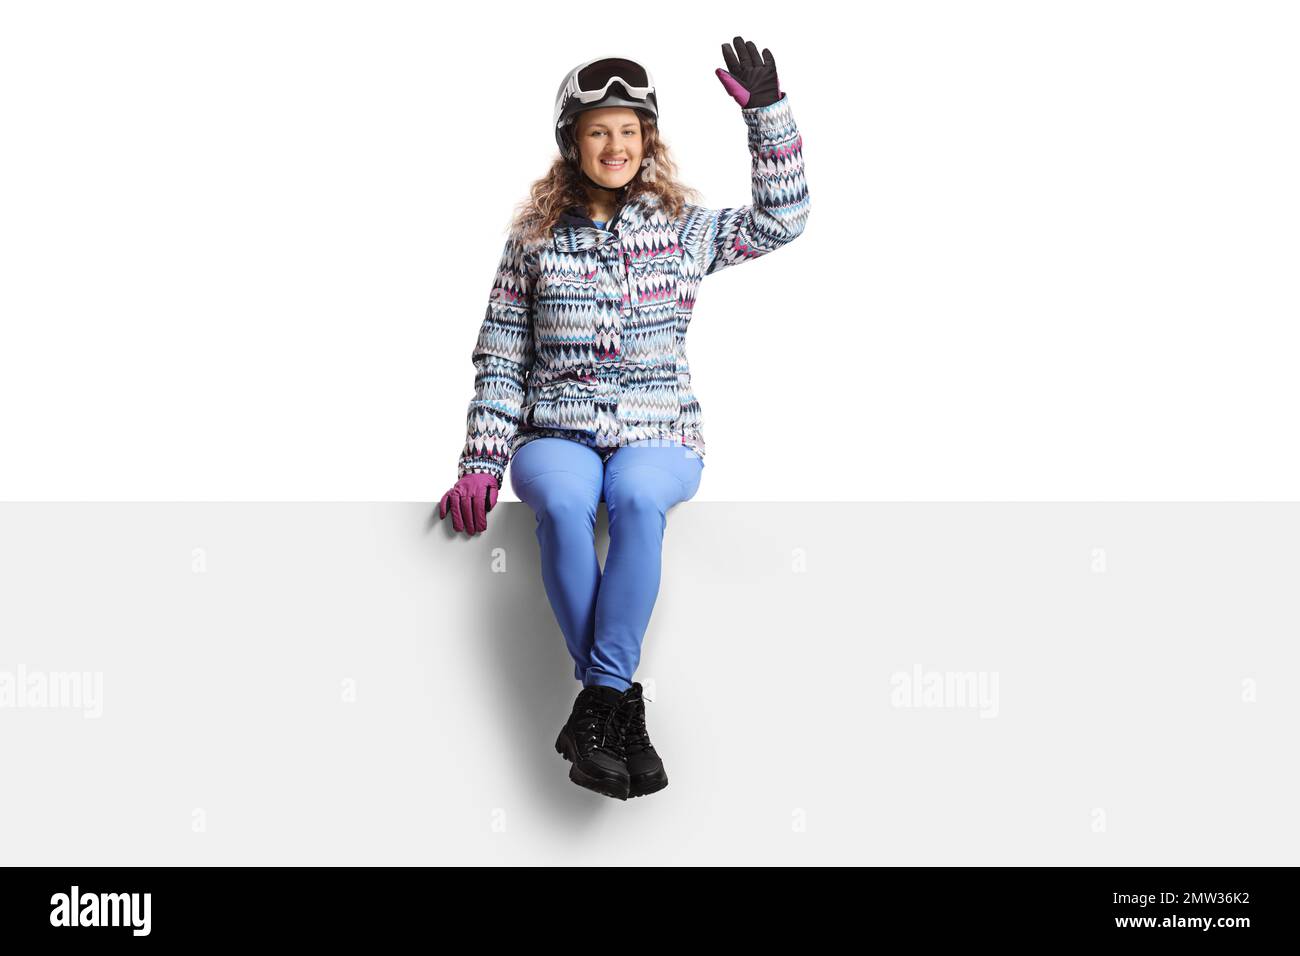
[566,57,656,104]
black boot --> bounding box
[555,684,631,800]
[618,683,668,798]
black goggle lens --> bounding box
[577,58,649,93]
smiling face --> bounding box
[575,107,644,189]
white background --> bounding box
[2,0,1297,501]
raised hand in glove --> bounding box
[715,35,783,110]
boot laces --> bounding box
[620,696,652,755]
[575,692,624,758]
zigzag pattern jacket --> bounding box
[457,93,809,484]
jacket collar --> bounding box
[553,192,660,253]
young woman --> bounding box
[439,38,809,800]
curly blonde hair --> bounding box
[508,112,703,242]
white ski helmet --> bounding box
[554,56,659,161]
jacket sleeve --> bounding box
[456,231,536,484]
[679,93,809,277]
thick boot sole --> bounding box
[555,731,630,801]
[628,768,669,799]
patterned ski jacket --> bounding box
[457,93,809,485]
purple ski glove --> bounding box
[439,473,499,537]
[715,35,783,110]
